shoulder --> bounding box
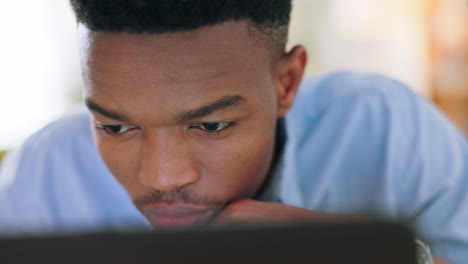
[294,71,415,117]
[283,72,419,208]
[1,109,93,185]
[24,109,92,150]
[287,71,423,150]
[288,71,467,202]
[0,108,94,198]
[283,71,468,262]
[0,108,148,233]
[0,109,126,233]
[2,109,95,179]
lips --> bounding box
[140,203,219,230]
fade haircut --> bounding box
[70,0,292,59]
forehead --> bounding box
[79,21,270,85]
[79,21,274,124]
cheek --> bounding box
[92,129,143,194]
[229,132,275,198]
[194,119,276,200]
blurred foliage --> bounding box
[0,150,8,163]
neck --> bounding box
[253,118,287,201]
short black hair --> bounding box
[70,0,292,57]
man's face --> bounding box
[80,21,302,229]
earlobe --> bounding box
[274,45,307,118]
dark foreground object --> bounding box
[0,222,415,264]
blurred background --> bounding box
[0,0,467,155]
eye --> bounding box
[97,124,139,136]
[191,122,235,135]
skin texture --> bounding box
[79,20,448,263]
[80,21,306,229]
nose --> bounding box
[138,129,199,192]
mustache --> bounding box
[133,187,225,209]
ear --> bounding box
[273,45,307,118]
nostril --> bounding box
[138,161,200,192]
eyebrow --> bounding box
[179,95,246,122]
[85,98,129,122]
[85,95,246,123]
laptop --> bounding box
[0,222,415,264]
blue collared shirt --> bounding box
[1,72,467,262]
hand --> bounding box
[212,198,369,227]
[213,199,451,264]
